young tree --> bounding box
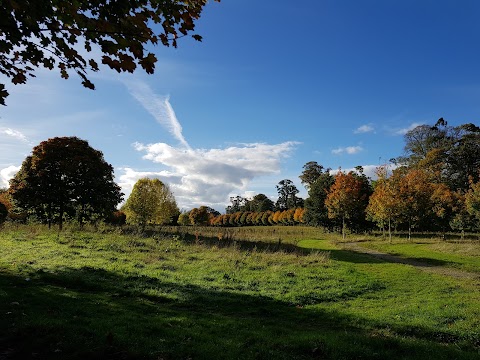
[366,166,401,241]
[465,179,480,224]
[325,171,368,239]
[396,169,434,239]
[123,178,179,228]
[9,136,122,229]
[0,0,220,105]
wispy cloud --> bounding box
[394,122,424,135]
[2,128,29,143]
[354,124,374,134]
[332,146,363,155]
[124,81,190,148]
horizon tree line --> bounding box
[1,119,480,236]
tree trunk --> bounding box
[388,217,392,244]
[342,215,346,240]
[59,202,64,231]
[408,220,411,242]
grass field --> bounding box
[0,224,479,359]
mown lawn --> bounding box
[0,225,479,359]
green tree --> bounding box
[226,195,246,214]
[299,161,325,190]
[446,123,480,191]
[123,178,179,228]
[275,179,302,210]
[303,169,334,227]
[0,202,7,223]
[0,0,219,105]
[465,179,480,225]
[245,194,274,212]
[9,136,122,229]
[398,119,480,192]
[178,212,191,226]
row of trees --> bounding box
[300,119,480,237]
[0,137,180,230]
[2,119,479,236]
[179,119,480,238]
[178,207,306,227]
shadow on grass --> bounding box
[181,234,451,267]
[0,267,477,360]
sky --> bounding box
[1,0,480,212]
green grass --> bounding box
[0,224,479,359]
[350,238,480,273]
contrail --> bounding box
[124,80,190,149]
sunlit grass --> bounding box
[0,224,478,359]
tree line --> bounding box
[178,119,480,238]
[1,119,480,237]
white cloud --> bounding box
[124,81,190,148]
[354,124,374,134]
[1,128,29,143]
[332,146,363,155]
[120,81,299,211]
[331,164,398,180]
[121,140,299,211]
[0,165,20,188]
[394,122,424,135]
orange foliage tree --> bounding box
[325,171,367,239]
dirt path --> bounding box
[339,242,480,281]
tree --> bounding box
[446,123,480,191]
[178,212,191,226]
[275,179,302,210]
[299,161,325,190]
[396,168,434,239]
[188,206,218,226]
[366,166,401,241]
[9,136,122,229]
[325,171,368,239]
[398,119,480,192]
[465,179,480,224]
[400,119,453,167]
[0,0,220,105]
[123,178,179,228]
[245,194,274,212]
[226,195,246,214]
[0,202,7,223]
[0,188,12,212]
[303,169,334,227]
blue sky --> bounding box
[1,0,480,212]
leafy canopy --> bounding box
[0,0,220,105]
[9,136,123,228]
[123,178,179,227]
